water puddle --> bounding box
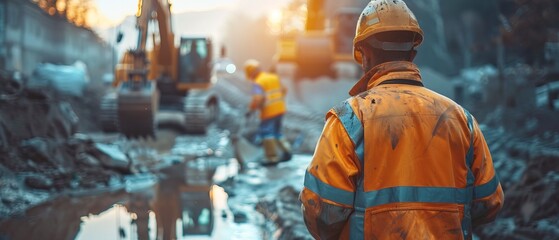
[74,184,242,240]
[0,159,262,240]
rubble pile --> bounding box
[0,73,129,217]
[256,186,312,240]
[475,128,559,239]
[0,84,77,145]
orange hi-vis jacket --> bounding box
[300,61,504,240]
[250,72,287,120]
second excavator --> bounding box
[100,0,219,138]
[275,0,368,80]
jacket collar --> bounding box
[349,61,422,96]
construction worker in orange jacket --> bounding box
[245,60,292,165]
[300,0,504,239]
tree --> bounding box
[34,0,93,27]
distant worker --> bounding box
[300,1,504,239]
[244,59,292,165]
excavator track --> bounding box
[117,81,159,139]
[183,89,219,134]
[99,93,119,132]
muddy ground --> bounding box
[0,73,128,217]
[1,70,559,239]
[248,123,559,240]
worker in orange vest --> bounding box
[299,0,504,239]
[245,59,292,165]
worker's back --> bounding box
[345,82,474,238]
[359,83,471,190]
[301,63,503,239]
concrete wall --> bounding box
[0,1,6,70]
[1,0,112,84]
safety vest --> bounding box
[254,72,286,120]
[300,61,504,240]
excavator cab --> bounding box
[178,37,213,88]
[158,37,213,111]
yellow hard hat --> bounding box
[353,0,424,64]
[244,59,260,79]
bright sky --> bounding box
[93,0,291,27]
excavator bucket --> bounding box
[117,81,159,138]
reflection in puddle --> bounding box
[75,186,220,240]
[76,205,157,240]
[73,184,260,240]
[0,160,262,240]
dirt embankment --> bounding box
[0,72,131,217]
[474,127,559,239]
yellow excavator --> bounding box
[275,0,367,80]
[100,0,219,138]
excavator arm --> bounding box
[135,0,174,76]
[306,0,325,31]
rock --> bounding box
[72,133,93,143]
[76,153,101,167]
[19,138,75,172]
[92,143,131,173]
[94,143,128,162]
[24,175,53,190]
[256,186,312,240]
[20,138,52,163]
[1,193,18,205]
[58,102,79,133]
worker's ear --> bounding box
[360,47,375,72]
[361,53,368,71]
[409,50,417,61]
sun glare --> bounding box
[267,9,284,35]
